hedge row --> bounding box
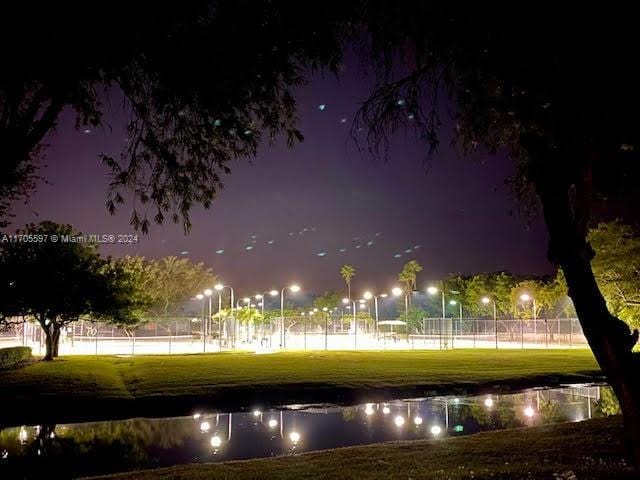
[0,346,32,369]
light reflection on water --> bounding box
[0,384,618,479]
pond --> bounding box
[0,384,616,479]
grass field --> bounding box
[0,349,601,425]
[91,418,632,480]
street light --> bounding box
[196,294,205,340]
[449,299,463,320]
[391,286,408,317]
[214,283,235,316]
[203,289,214,351]
[281,284,301,348]
[427,286,446,318]
[342,297,359,347]
[257,290,279,317]
[363,291,387,340]
[482,296,499,349]
[519,293,537,347]
[428,286,447,349]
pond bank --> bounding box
[87,418,631,480]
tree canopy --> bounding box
[119,255,215,318]
[0,221,150,359]
[0,1,351,230]
[590,221,640,329]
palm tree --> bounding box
[340,264,356,300]
[398,260,423,307]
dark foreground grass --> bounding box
[0,350,601,425]
[91,418,633,480]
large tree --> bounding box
[398,260,423,306]
[0,1,350,230]
[352,1,640,463]
[0,222,150,360]
[340,265,356,301]
[148,256,214,318]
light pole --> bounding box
[427,286,446,349]
[215,283,235,347]
[391,286,406,316]
[256,290,278,348]
[363,291,387,340]
[519,293,537,346]
[427,286,445,318]
[214,283,235,316]
[196,294,205,346]
[204,289,213,335]
[449,299,462,348]
[449,300,462,348]
[342,297,359,348]
[203,289,213,352]
[482,296,498,349]
[280,284,301,349]
[258,290,279,318]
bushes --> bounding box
[0,346,32,369]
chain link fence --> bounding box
[0,315,588,355]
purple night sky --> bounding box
[9,65,552,294]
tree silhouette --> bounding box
[398,260,422,307]
[0,1,351,231]
[0,221,150,359]
[340,264,356,301]
[352,1,640,464]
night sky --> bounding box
[10,64,552,294]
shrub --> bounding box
[0,346,32,369]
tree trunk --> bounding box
[534,161,640,466]
[43,324,54,361]
[52,326,61,357]
[40,320,61,361]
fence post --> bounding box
[495,318,498,349]
[95,327,98,355]
[521,318,524,349]
[303,318,307,351]
[545,319,549,348]
[354,316,358,351]
[325,317,328,351]
[169,321,173,355]
[451,318,455,350]
[473,319,477,348]
[570,319,573,348]
[132,331,136,356]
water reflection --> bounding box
[0,384,616,479]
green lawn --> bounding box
[91,418,632,480]
[0,350,601,424]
